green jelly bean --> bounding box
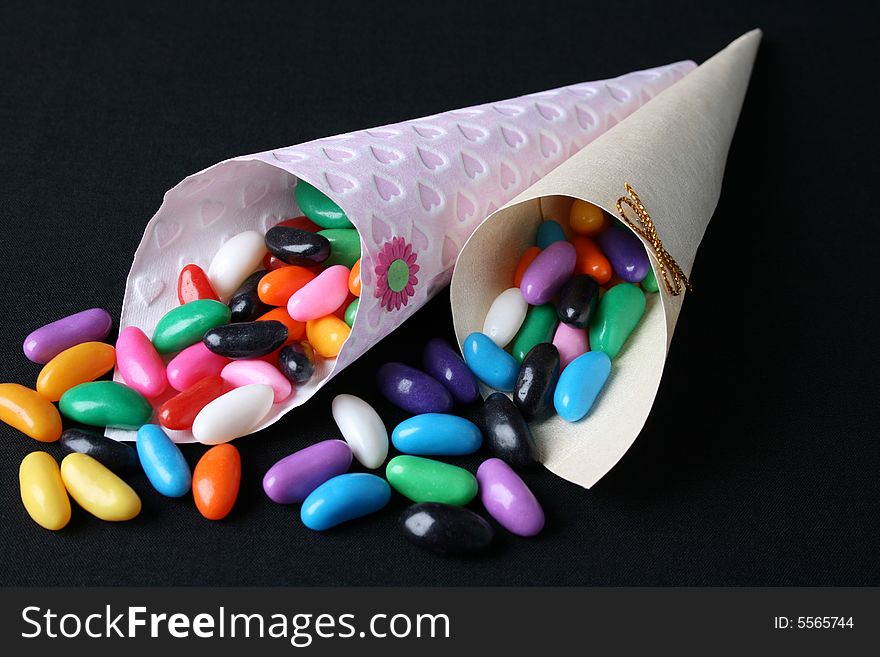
[319,229,361,269]
[509,304,558,363]
[152,299,231,354]
[344,297,359,328]
[641,267,659,293]
[589,283,646,359]
[385,455,478,506]
[295,179,353,229]
[59,381,152,429]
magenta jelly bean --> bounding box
[519,240,576,305]
[116,326,168,398]
[166,342,230,392]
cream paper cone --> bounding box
[450,30,761,488]
[107,59,694,442]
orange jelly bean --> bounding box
[0,383,62,442]
[569,199,609,236]
[257,266,317,306]
[257,307,305,344]
[193,444,241,520]
[573,236,612,285]
[348,259,362,297]
[513,246,541,287]
[36,342,116,402]
[306,315,351,358]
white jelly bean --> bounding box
[207,231,267,299]
[192,383,274,445]
[482,287,528,348]
[331,394,389,469]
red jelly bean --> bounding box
[334,292,357,320]
[177,264,219,304]
[257,307,305,344]
[276,216,322,232]
[157,375,226,431]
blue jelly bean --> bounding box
[553,351,612,422]
[136,424,192,497]
[535,220,567,248]
[391,413,483,456]
[462,332,519,392]
[301,473,391,531]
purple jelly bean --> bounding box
[597,227,650,283]
[422,338,480,405]
[377,362,454,414]
[476,457,544,537]
[519,241,576,305]
[22,308,113,364]
[263,439,353,504]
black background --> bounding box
[0,0,876,586]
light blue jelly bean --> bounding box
[553,351,612,422]
[301,473,391,531]
[535,220,567,248]
[462,332,519,392]
[136,424,192,497]
[392,413,483,456]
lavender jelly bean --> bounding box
[263,440,353,504]
[519,241,576,305]
[23,308,113,364]
[476,458,544,537]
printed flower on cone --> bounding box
[375,236,419,311]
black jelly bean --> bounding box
[278,343,316,384]
[228,270,271,322]
[264,226,331,266]
[59,428,139,474]
[479,392,537,469]
[514,342,560,421]
[399,503,494,555]
[556,274,599,328]
[203,320,287,359]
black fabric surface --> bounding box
[0,0,876,586]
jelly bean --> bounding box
[136,424,192,498]
[36,341,116,402]
[229,270,271,322]
[333,291,357,320]
[386,455,478,506]
[535,220,567,248]
[258,266,318,307]
[509,303,557,364]
[572,236,613,285]
[60,453,141,521]
[589,283,646,359]
[513,343,560,423]
[305,315,350,358]
[348,259,362,297]
[263,440,352,504]
[376,362,453,414]
[553,322,589,371]
[152,299,231,354]
[23,308,112,364]
[264,225,331,266]
[391,413,482,456]
[193,444,240,520]
[287,265,350,321]
[59,381,152,429]
[263,253,289,271]
[257,307,305,344]
[462,332,518,392]
[597,227,650,283]
[422,338,480,405]
[60,428,139,473]
[477,458,544,536]
[301,473,390,531]
[554,351,612,422]
[480,392,537,468]
[318,228,361,269]
[191,383,274,445]
[569,199,609,236]
[177,264,219,304]
[399,503,494,555]
[158,375,226,431]
[331,394,389,469]
[278,343,316,385]
[19,452,71,531]
[641,266,659,293]
[166,342,230,392]
[520,240,576,305]
[221,360,292,403]
[116,327,168,398]
[556,274,599,328]
[275,215,322,233]
[295,179,353,229]
[207,230,267,299]
[203,320,288,359]
[343,297,359,327]
[482,287,528,348]
[513,246,541,288]
[0,383,63,442]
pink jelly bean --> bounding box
[166,342,230,392]
[221,360,292,403]
[553,322,589,371]
[287,265,350,322]
[115,326,168,398]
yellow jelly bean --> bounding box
[0,383,62,443]
[36,342,116,402]
[19,452,71,530]
[569,199,609,236]
[306,315,351,358]
[60,453,141,521]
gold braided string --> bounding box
[615,183,691,296]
